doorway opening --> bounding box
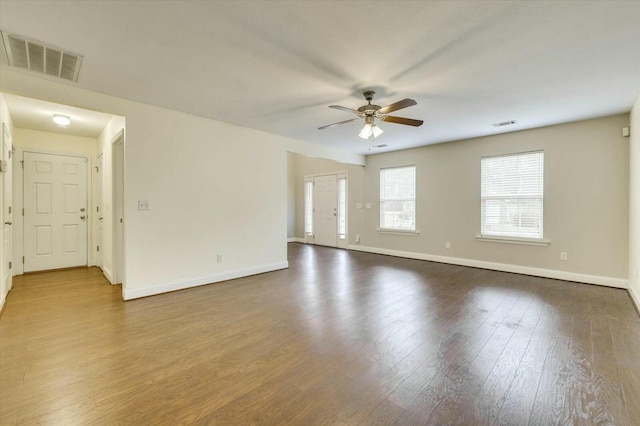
[304,173,348,249]
[1,93,125,292]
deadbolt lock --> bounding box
[80,208,85,212]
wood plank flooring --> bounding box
[1,243,638,425]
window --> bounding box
[380,165,416,231]
[304,180,313,235]
[481,151,544,239]
[337,177,346,240]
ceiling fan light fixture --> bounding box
[52,114,71,126]
[359,123,383,140]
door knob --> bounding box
[80,208,85,212]
[80,216,86,220]
[99,217,104,221]
[4,222,11,225]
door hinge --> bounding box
[97,245,100,252]
[22,256,25,264]
[8,206,11,214]
[22,208,24,216]
[20,160,24,169]
[8,261,11,269]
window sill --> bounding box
[476,235,550,246]
[377,228,420,236]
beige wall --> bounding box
[288,152,365,245]
[359,114,629,284]
[629,95,640,308]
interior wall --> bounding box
[359,114,630,285]
[290,152,365,244]
[629,95,640,309]
[0,93,15,310]
[0,69,364,300]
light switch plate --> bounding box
[138,200,150,210]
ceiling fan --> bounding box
[318,91,423,140]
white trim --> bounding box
[476,235,550,246]
[377,229,420,236]
[287,237,304,243]
[122,261,289,300]
[347,244,628,289]
[101,266,115,285]
[629,286,640,314]
[0,294,5,313]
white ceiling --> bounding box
[2,93,114,138]
[1,1,639,154]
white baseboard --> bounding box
[287,237,305,243]
[347,245,628,289]
[0,293,5,314]
[101,267,115,285]
[629,286,640,314]
[122,261,289,300]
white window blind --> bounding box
[380,166,416,231]
[337,178,346,239]
[304,181,313,235]
[481,151,544,239]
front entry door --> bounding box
[23,152,88,272]
[313,174,337,247]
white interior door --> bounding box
[23,152,88,272]
[2,124,13,293]
[96,154,104,269]
[313,174,337,247]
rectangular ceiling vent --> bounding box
[373,144,388,148]
[1,31,83,82]
[492,120,518,128]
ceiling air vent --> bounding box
[373,144,388,148]
[1,31,83,82]
[492,120,518,128]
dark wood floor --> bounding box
[1,243,639,425]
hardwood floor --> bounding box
[1,243,639,425]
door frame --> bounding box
[14,148,92,275]
[95,153,104,270]
[20,150,92,273]
[303,172,348,249]
[1,122,13,300]
[111,131,125,287]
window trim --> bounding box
[379,164,417,232]
[480,150,545,242]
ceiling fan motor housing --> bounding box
[359,91,381,115]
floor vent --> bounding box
[1,31,83,82]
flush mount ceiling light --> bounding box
[319,91,423,141]
[52,114,71,126]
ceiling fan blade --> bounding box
[377,98,417,115]
[381,116,424,127]
[329,105,361,115]
[318,117,362,130]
